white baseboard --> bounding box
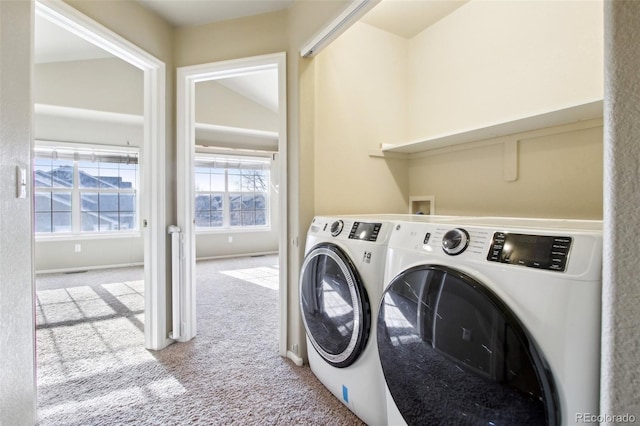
[196,250,278,262]
[35,262,143,275]
[287,351,304,366]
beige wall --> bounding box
[174,11,288,67]
[313,1,603,220]
[409,122,603,219]
[0,1,36,423]
[195,80,278,132]
[407,0,604,140]
[314,22,409,215]
[35,58,143,115]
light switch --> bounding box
[16,166,27,198]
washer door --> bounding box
[377,265,559,425]
[299,243,370,368]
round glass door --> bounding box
[377,265,559,425]
[299,243,370,368]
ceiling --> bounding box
[35,0,468,115]
[137,0,295,28]
[135,0,467,38]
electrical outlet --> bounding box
[228,236,233,243]
[292,343,298,355]
[74,244,81,253]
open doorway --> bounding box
[34,0,167,350]
[176,54,288,356]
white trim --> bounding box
[35,0,169,350]
[35,261,144,275]
[196,251,278,262]
[300,0,380,57]
[35,232,141,242]
[177,52,288,357]
[287,351,304,366]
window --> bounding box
[34,142,139,236]
[195,155,270,230]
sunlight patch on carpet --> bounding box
[220,266,279,290]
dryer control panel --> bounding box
[348,221,382,242]
[487,232,572,272]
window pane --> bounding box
[228,174,242,192]
[119,212,136,230]
[241,194,255,210]
[98,167,120,189]
[81,193,99,212]
[99,193,119,211]
[195,210,211,228]
[195,195,211,212]
[256,209,267,226]
[211,194,223,211]
[119,193,135,211]
[229,195,241,211]
[193,157,270,230]
[100,212,119,231]
[78,164,101,188]
[34,158,73,188]
[241,173,255,191]
[195,172,210,191]
[255,171,268,192]
[230,211,241,226]
[51,164,74,188]
[119,167,136,189]
[211,173,225,191]
[241,211,255,226]
[52,193,72,212]
[35,193,52,212]
[52,212,72,232]
[35,212,51,233]
[81,212,99,232]
[211,211,223,227]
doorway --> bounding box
[34,0,167,350]
[176,54,288,356]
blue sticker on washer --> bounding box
[342,385,349,403]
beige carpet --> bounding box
[36,255,365,425]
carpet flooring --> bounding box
[36,255,365,425]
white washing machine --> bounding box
[300,215,400,426]
[376,217,602,426]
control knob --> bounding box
[330,220,344,237]
[442,228,470,255]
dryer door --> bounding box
[299,243,370,368]
[377,265,559,425]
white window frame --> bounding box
[194,153,271,233]
[34,140,141,241]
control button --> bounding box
[423,233,431,244]
[330,220,344,237]
[442,228,470,256]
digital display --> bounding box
[488,232,572,271]
[502,234,555,265]
[349,222,381,242]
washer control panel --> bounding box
[442,228,470,256]
[348,221,382,242]
[488,232,572,272]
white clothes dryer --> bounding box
[376,217,603,426]
[299,215,399,426]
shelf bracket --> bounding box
[504,139,518,182]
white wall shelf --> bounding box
[381,99,603,155]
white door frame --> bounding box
[176,53,288,356]
[35,0,170,350]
